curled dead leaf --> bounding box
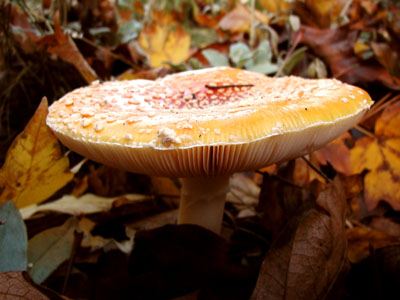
[35,11,98,83]
[252,178,348,300]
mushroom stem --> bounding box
[178,175,230,233]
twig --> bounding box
[249,0,256,48]
[362,93,400,122]
[205,84,254,89]
[301,156,331,182]
[275,29,303,77]
[354,124,375,138]
[78,37,137,69]
[62,230,83,294]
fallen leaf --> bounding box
[345,245,400,299]
[138,11,191,67]
[28,217,77,284]
[294,0,349,28]
[346,227,400,263]
[78,217,135,253]
[314,132,353,176]
[217,3,269,34]
[0,271,67,300]
[36,11,98,83]
[0,98,74,208]
[370,216,400,237]
[0,201,27,272]
[20,193,152,219]
[350,102,400,210]
[259,0,290,14]
[296,25,400,89]
[374,100,400,138]
[252,178,348,300]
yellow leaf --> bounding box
[350,137,383,174]
[138,12,191,67]
[375,101,400,137]
[364,170,400,210]
[259,0,290,14]
[0,98,73,208]
[350,102,400,210]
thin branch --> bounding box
[301,156,331,182]
[354,124,375,138]
[205,84,254,89]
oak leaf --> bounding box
[138,11,191,67]
[350,101,400,210]
[0,98,74,208]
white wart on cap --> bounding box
[47,67,372,178]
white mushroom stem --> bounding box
[178,175,230,233]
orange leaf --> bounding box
[0,98,74,208]
[314,133,352,175]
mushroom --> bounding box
[46,67,372,233]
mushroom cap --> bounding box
[47,67,372,177]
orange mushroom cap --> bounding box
[46,67,372,177]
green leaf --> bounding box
[188,57,204,70]
[28,217,77,283]
[229,42,252,68]
[245,40,278,75]
[202,49,230,67]
[188,27,219,49]
[118,20,143,44]
[0,200,27,271]
[282,46,308,75]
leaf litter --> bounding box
[1,0,400,299]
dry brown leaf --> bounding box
[0,98,73,208]
[217,3,269,34]
[297,25,400,89]
[294,0,349,28]
[0,271,68,300]
[138,11,191,67]
[346,227,400,263]
[370,216,400,237]
[252,178,348,300]
[20,193,151,219]
[36,11,98,83]
[292,156,326,186]
[350,102,400,210]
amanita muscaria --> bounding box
[46,67,372,233]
